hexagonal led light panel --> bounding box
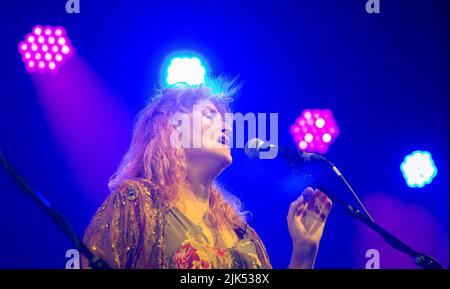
[290,109,340,154]
[18,25,73,73]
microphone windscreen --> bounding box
[244,138,265,159]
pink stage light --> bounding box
[18,25,73,73]
[290,109,340,154]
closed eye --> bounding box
[202,108,218,120]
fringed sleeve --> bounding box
[82,179,157,269]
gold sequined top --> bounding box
[82,178,272,269]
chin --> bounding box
[210,147,233,168]
[187,146,232,170]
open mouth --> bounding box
[216,135,229,146]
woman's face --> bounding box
[183,99,233,169]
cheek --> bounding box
[189,113,223,147]
[188,114,203,145]
[201,126,215,147]
[201,120,220,143]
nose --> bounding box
[221,119,232,136]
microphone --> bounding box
[243,140,444,269]
[244,138,315,162]
[245,138,374,221]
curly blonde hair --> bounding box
[108,78,247,229]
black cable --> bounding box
[0,149,110,269]
[307,153,375,222]
[299,151,444,269]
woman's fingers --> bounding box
[288,187,333,236]
[288,187,333,247]
[322,198,332,219]
[308,218,326,236]
[288,196,303,237]
[288,187,330,220]
[297,188,333,232]
[288,187,313,217]
[301,186,315,202]
[313,189,332,220]
[296,202,308,217]
[287,195,303,221]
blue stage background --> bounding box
[0,0,448,268]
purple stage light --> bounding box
[18,25,73,73]
[290,109,340,154]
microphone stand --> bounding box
[287,151,444,269]
[0,149,111,269]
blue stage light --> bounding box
[164,56,206,86]
[400,150,437,188]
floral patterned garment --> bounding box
[82,178,272,269]
[166,207,264,269]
